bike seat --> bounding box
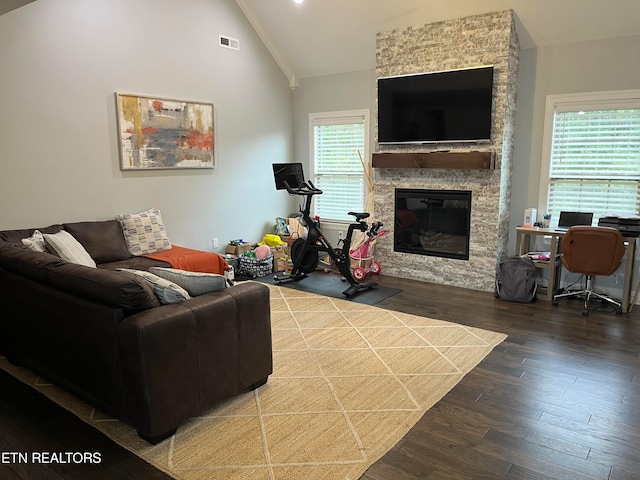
[348,212,370,221]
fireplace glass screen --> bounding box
[394,189,472,260]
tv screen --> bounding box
[377,66,494,144]
[272,163,305,190]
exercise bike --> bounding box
[272,163,381,298]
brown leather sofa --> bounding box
[0,220,272,444]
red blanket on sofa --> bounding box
[143,245,229,275]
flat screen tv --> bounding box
[377,66,494,145]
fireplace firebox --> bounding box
[394,189,472,260]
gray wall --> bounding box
[293,69,376,170]
[294,34,640,256]
[2,1,639,285]
[293,33,640,297]
[511,35,640,243]
[292,69,376,244]
[510,35,640,295]
[0,0,294,252]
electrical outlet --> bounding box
[212,238,219,249]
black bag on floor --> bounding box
[495,256,537,303]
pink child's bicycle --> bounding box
[349,224,387,281]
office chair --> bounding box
[552,226,625,316]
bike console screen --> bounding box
[273,163,305,190]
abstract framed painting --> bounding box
[116,93,214,170]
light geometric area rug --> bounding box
[0,283,506,480]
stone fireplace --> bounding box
[373,10,519,291]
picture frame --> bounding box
[116,92,214,170]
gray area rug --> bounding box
[254,271,402,305]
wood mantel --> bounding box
[372,151,494,170]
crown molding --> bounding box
[0,0,36,16]
[235,0,299,91]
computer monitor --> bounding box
[556,211,594,231]
[273,163,305,190]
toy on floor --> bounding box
[349,223,387,280]
[255,244,271,259]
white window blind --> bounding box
[547,107,640,222]
[311,112,368,222]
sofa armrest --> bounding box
[116,281,272,444]
[224,282,273,389]
[183,282,273,405]
[117,304,199,443]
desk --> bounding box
[514,227,636,313]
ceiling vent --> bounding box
[219,35,240,51]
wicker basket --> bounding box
[238,254,273,278]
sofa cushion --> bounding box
[64,220,131,264]
[117,268,190,304]
[0,225,63,246]
[116,208,172,256]
[98,256,171,271]
[48,263,160,314]
[43,230,97,268]
[149,267,227,296]
[21,230,48,252]
[0,245,65,283]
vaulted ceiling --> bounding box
[4,0,639,87]
[236,0,640,85]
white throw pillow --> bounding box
[116,208,172,256]
[22,230,48,252]
[117,268,191,304]
[43,230,97,268]
[149,267,227,296]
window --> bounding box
[310,110,369,222]
[539,91,640,225]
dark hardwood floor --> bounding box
[364,275,640,480]
[0,367,172,480]
[1,275,639,479]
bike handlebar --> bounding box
[368,221,384,237]
[281,180,382,236]
[283,179,323,196]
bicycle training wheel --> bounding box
[290,238,318,274]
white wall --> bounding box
[0,0,294,252]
